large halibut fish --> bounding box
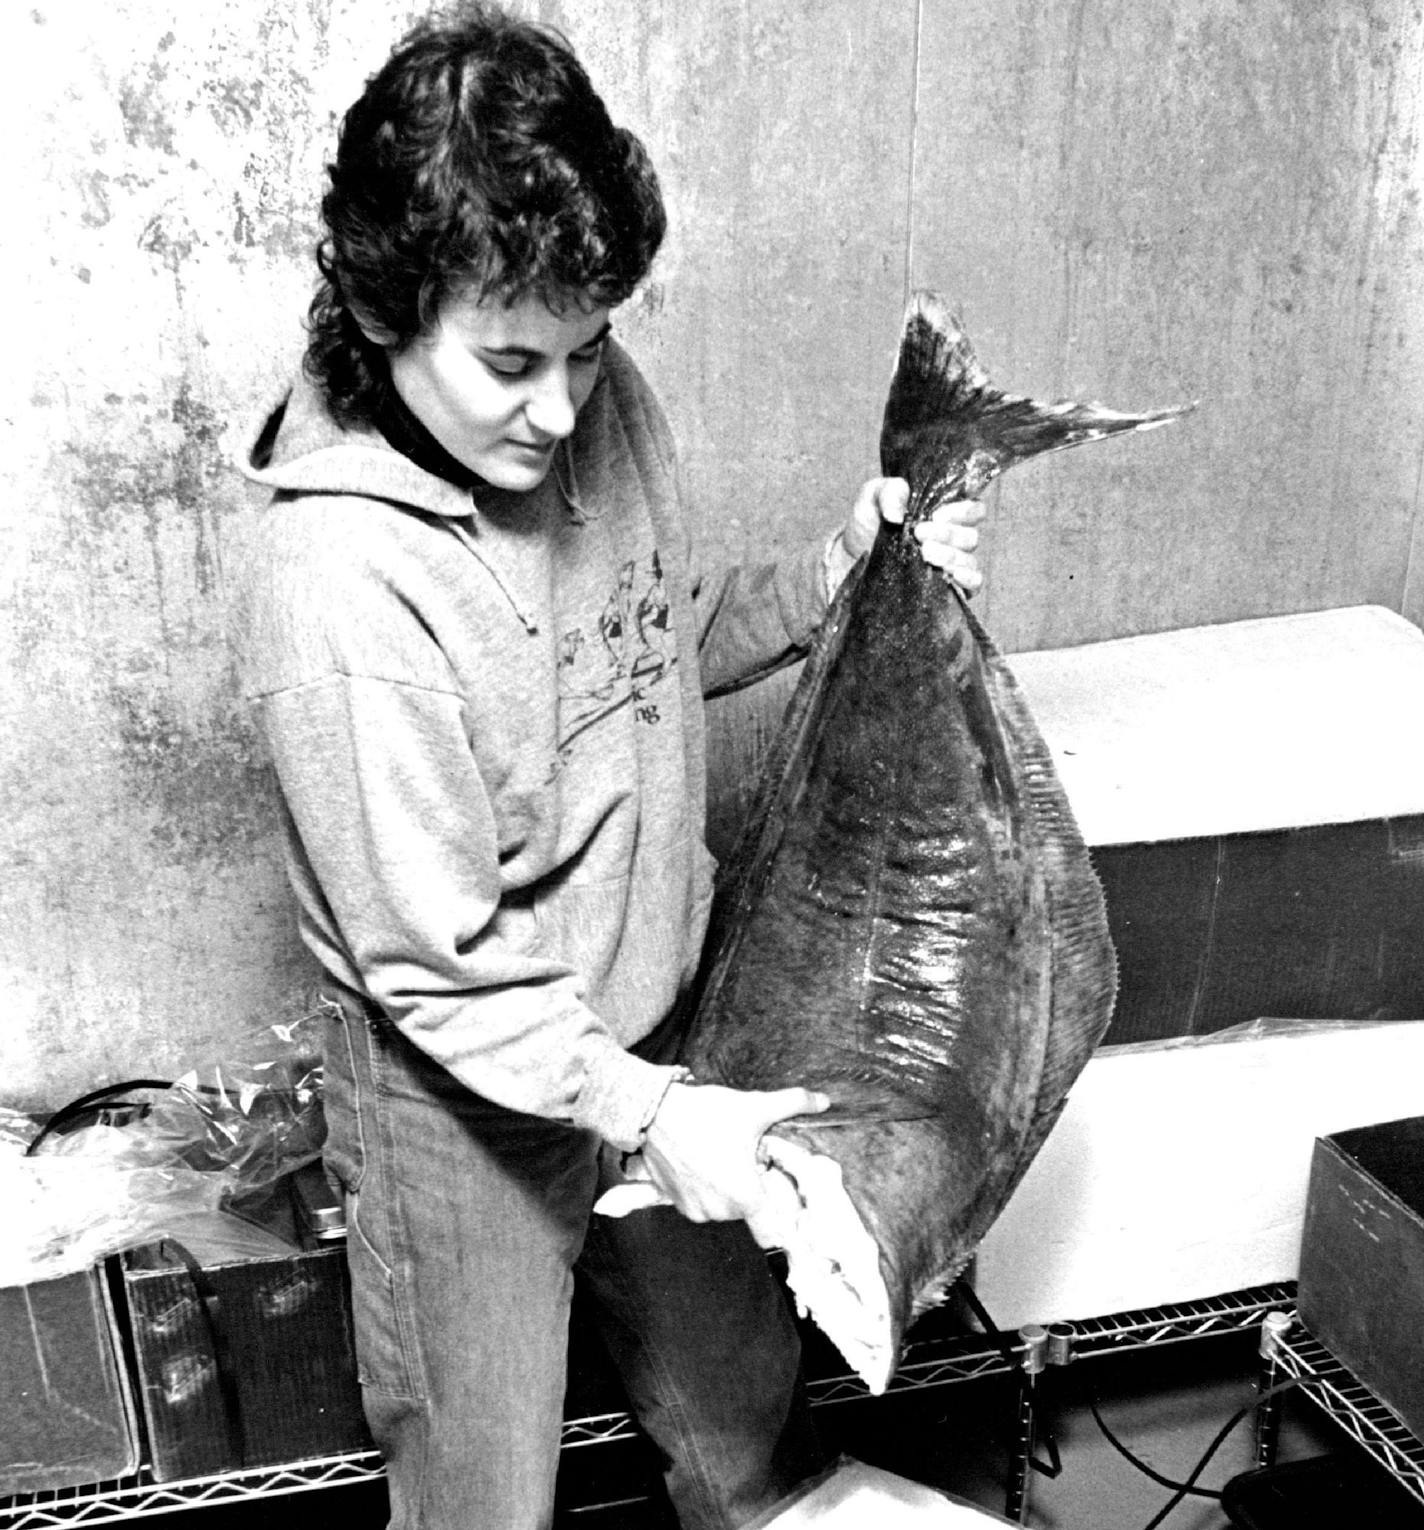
[672,292,1189,1393]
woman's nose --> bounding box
[524,363,576,439]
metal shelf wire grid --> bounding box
[559,1411,642,1450]
[0,1281,1304,1528]
[809,1280,1299,1407]
[1055,1282,1298,1358]
[0,1453,388,1530]
[1267,1319,1424,1507]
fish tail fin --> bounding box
[879,290,1192,512]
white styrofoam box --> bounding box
[1007,605,1424,846]
[971,1019,1424,1330]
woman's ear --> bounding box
[350,305,397,348]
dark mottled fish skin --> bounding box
[678,292,1190,1378]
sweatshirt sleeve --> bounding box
[690,544,832,699]
[609,349,836,699]
[254,669,681,1152]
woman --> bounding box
[236,7,983,1526]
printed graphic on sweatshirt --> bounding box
[553,552,675,767]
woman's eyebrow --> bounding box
[481,321,613,358]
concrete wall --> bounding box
[5,0,1424,1108]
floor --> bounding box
[145,1324,1424,1530]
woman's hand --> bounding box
[843,476,986,595]
[637,1081,830,1223]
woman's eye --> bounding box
[480,339,604,379]
[484,356,529,378]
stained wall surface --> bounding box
[4,0,1423,1107]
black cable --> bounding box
[952,1281,1304,1524]
[24,1079,174,1154]
[1088,1387,1222,1499]
[1129,1376,1304,1530]
[159,1238,249,1467]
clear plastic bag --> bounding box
[1097,1015,1401,1058]
[132,1011,326,1186]
[1,1010,328,1288]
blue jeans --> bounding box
[319,990,826,1530]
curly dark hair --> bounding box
[304,3,666,426]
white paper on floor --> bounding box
[748,1457,1012,1527]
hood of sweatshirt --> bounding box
[242,343,635,526]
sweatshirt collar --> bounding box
[372,375,484,494]
[372,376,597,527]
[243,355,615,528]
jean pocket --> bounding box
[318,995,368,1195]
[344,1189,421,1395]
[318,998,423,1399]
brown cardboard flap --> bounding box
[0,1266,140,1495]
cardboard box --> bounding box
[120,1242,371,1481]
[1297,1115,1424,1440]
[1009,606,1424,1044]
[972,1020,1424,1328]
[0,1265,140,1495]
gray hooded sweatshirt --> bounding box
[236,342,834,1152]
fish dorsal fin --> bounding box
[879,290,1191,518]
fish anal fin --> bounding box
[906,1095,1073,1324]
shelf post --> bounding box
[1004,1324,1048,1524]
[1254,1310,1293,1469]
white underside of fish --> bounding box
[593,1137,896,1393]
[744,1135,895,1395]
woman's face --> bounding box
[384,289,612,492]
